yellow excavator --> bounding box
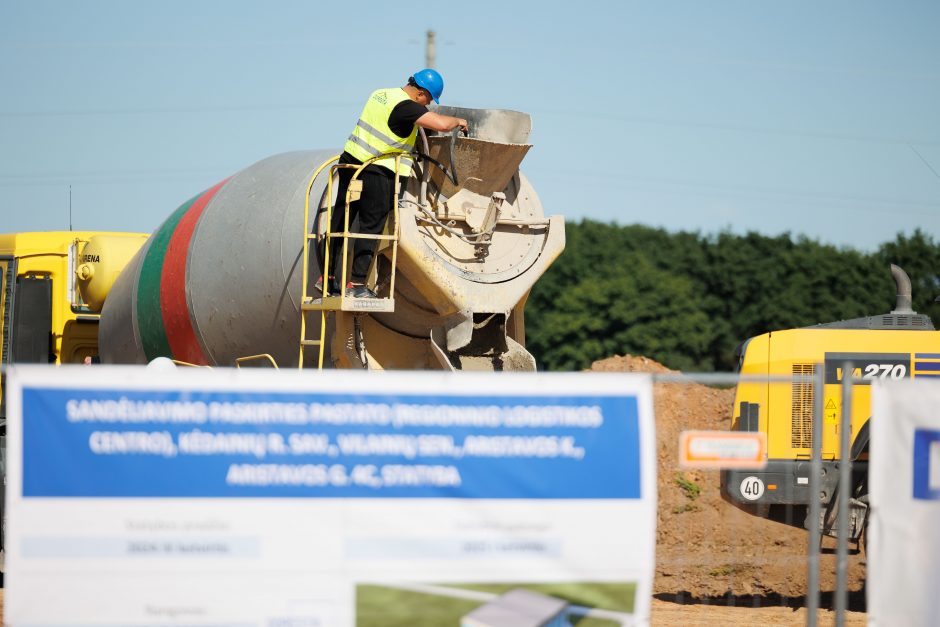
[720,265,940,544]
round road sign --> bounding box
[740,476,765,501]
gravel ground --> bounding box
[592,355,867,624]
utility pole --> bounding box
[425,29,436,69]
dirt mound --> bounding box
[589,354,866,599]
[590,354,679,375]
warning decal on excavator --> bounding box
[913,353,940,379]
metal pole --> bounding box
[835,361,854,625]
[806,365,824,627]
[425,29,436,69]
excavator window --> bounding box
[733,338,752,373]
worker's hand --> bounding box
[457,118,469,136]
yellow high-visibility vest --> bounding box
[344,88,417,177]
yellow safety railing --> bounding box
[170,359,212,368]
[235,353,279,369]
[298,152,406,370]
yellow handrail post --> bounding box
[300,154,340,369]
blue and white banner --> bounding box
[23,387,640,500]
[6,366,656,626]
[870,379,940,627]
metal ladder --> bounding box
[298,153,405,370]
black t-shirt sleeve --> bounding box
[388,100,428,138]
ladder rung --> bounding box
[324,232,397,241]
[301,340,321,346]
[309,233,398,242]
[301,298,333,310]
[302,296,396,313]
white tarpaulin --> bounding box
[869,378,940,626]
[5,366,657,626]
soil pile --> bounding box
[589,354,866,600]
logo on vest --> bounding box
[373,92,387,105]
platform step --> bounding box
[302,296,395,313]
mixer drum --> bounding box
[100,151,333,367]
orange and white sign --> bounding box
[679,430,767,469]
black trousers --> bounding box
[320,163,394,293]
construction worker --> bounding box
[321,68,469,298]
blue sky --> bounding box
[2,1,938,251]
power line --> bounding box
[533,108,940,147]
[526,165,940,219]
[0,168,232,188]
[0,37,350,50]
[0,102,356,118]
[909,144,940,182]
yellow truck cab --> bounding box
[0,231,147,416]
[720,265,940,544]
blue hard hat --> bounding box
[412,68,444,104]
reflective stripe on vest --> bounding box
[344,88,418,177]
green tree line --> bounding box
[525,221,940,372]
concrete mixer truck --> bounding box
[99,107,565,372]
[0,107,562,563]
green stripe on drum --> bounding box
[136,194,198,361]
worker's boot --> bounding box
[345,282,377,299]
[315,275,334,293]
